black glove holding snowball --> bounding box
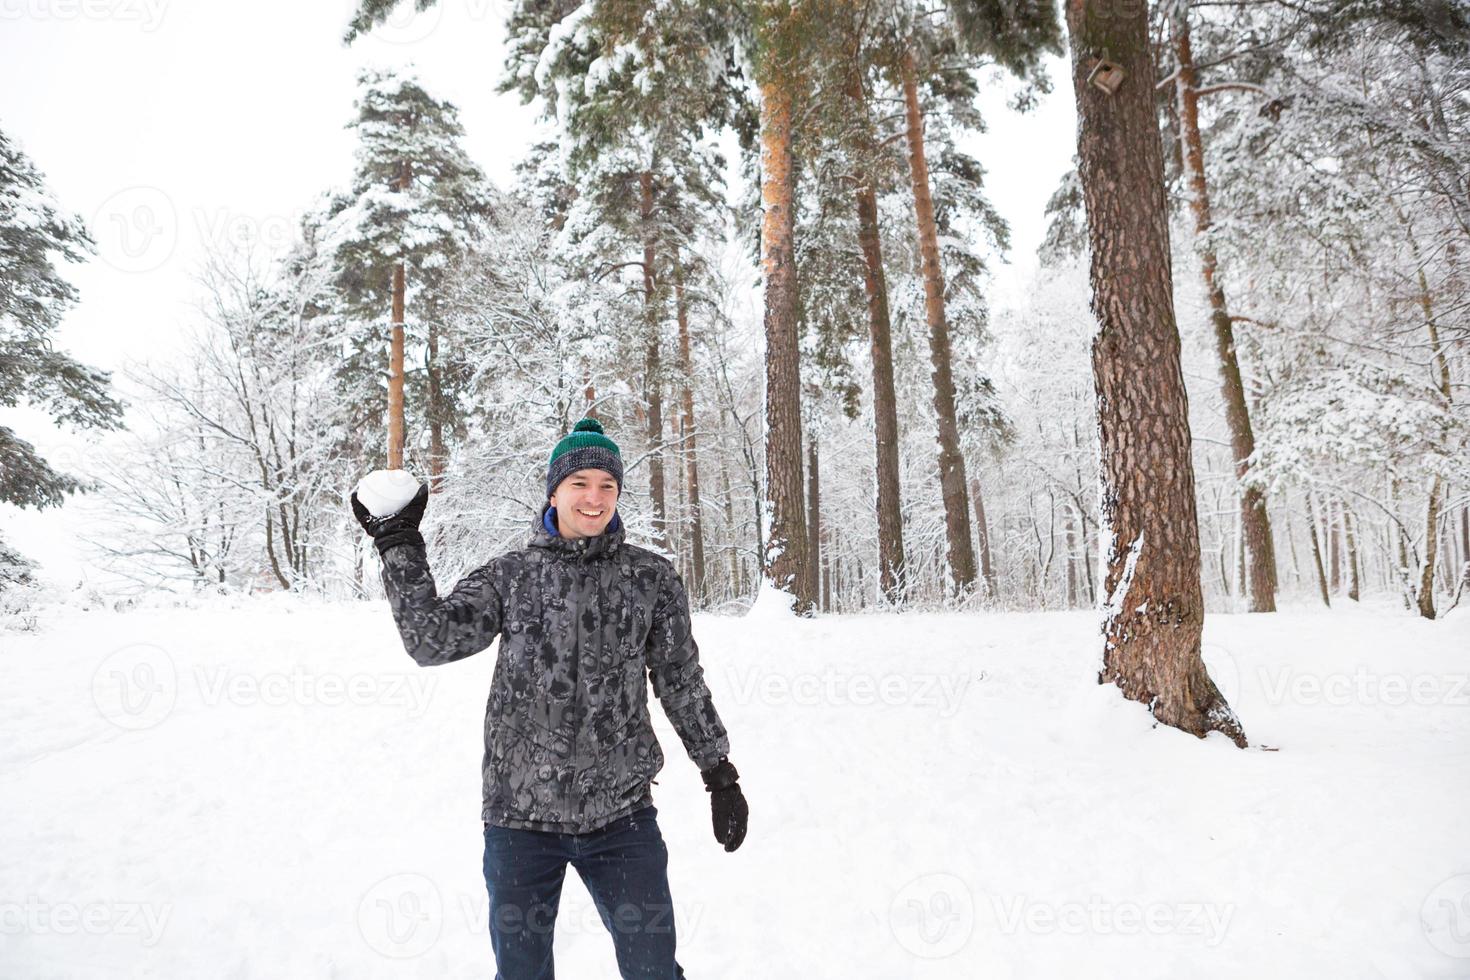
[350,482,428,555]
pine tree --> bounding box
[1164,2,1284,613]
[0,126,126,580]
[1196,0,1469,617]
[1064,0,1246,746]
[323,68,495,479]
[753,0,826,612]
[819,2,909,603]
[499,0,730,555]
[844,0,1060,598]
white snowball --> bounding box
[356,469,421,518]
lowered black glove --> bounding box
[350,481,429,555]
[701,758,747,852]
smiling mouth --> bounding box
[575,509,605,518]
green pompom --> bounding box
[573,418,604,435]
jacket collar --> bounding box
[529,503,624,558]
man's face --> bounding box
[549,469,619,540]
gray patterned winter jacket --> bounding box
[378,504,731,834]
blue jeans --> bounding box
[482,805,687,980]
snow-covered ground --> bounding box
[2,595,1467,978]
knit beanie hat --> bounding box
[546,418,623,501]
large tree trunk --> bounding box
[1065,0,1246,747]
[900,48,978,595]
[387,159,410,469]
[756,44,812,613]
[674,259,705,602]
[1172,10,1277,613]
[848,67,907,603]
[640,170,670,555]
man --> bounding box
[351,417,747,980]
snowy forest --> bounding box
[4,1,1470,975]
[9,1,1468,626]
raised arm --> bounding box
[352,477,503,667]
[379,544,503,667]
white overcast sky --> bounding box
[0,0,1076,589]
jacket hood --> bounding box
[529,503,624,559]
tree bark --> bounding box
[848,66,907,604]
[757,42,812,613]
[719,449,741,603]
[901,48,977,595]
[1064,501,1079,608]
[1461,505,1470,598]
[1172,10,1277,612]
[674,259,705,601]
[640,170,670,555]
[1065,0,1246,747]
[1343,499,1361,601]
[426,299,445,493]
[807,429,822,613]
[1282,502,1301,586]
[1306,491,1331,607]
[1416,262,1452,619]
[387,159,410,470]
[1328,497,1341,595]
[969,475,997,599]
